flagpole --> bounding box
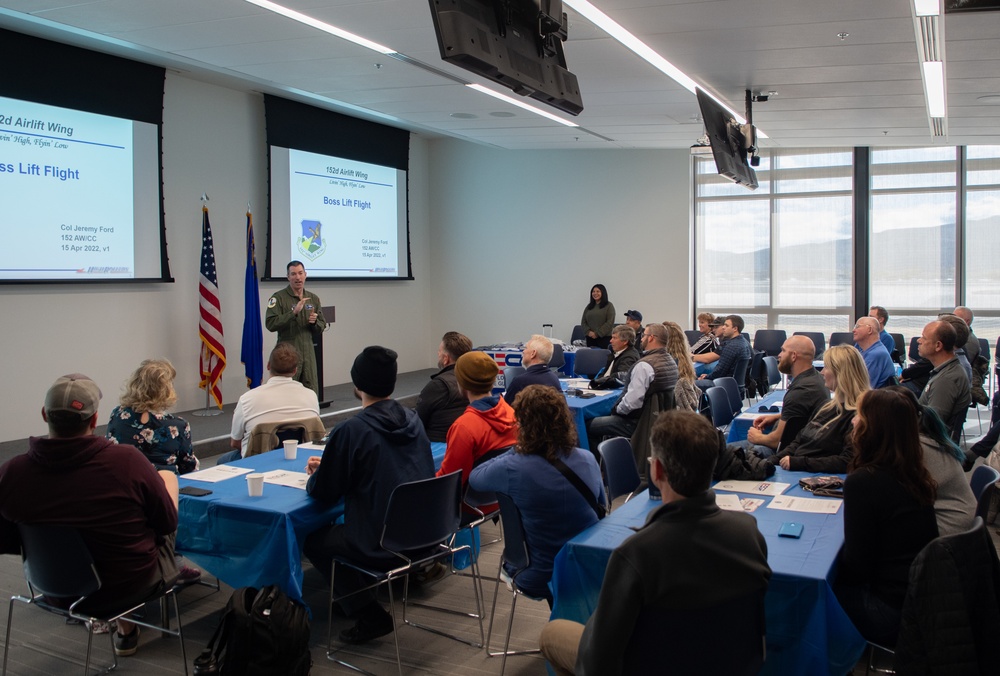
[194,194,224,417]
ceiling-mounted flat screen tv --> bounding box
[695,87,758,190]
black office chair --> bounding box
[597,437,641,506]
[732,353,752,401]
[573,348,610,379]
[890,333,906,367]
[793,331,826,359]
[752,329,786,357]
[684,330,702,347]
[895,518,1000,674]
[621,589,767,675]
[829,332,854,348]
[325,471,483,675]
[485,493,543,675]
[3,524,189,676]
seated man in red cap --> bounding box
[0,373,181,658]
[304,346,434,645]
[437,351,518,507]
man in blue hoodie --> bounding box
[304,346,434,645]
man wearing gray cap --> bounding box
[303,346,434,645]
[0,374,181,657]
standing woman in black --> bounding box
[581,284,615,349]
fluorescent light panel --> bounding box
[244,0,395,54]
[914,0,940,16]
[564,0,765,135]
[466,85,579,127]
[245,0,583,127]
[922,61,946,117]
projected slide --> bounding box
[0,95,140,280]
[271,147,407,279]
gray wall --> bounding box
[426,139,693,346]
[0,75,693,442]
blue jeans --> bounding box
[216,449,242,465]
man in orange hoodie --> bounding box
[437,351,518,521]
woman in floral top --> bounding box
[107,359,198,475]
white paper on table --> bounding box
[261,469,310,490]
[297,442,325,452]
[183,465,255,483]
[713,480,790,497]
[578,388,618,397]
[715,493,743,511]
[767,494,843,514]
[716,493,766,513]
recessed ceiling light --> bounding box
[490,112,516,118]
[977,94,1000,104]
[450,113,478,119]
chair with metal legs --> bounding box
[486,493,544,675]
[3,524,188,676]
[325,470,484,676]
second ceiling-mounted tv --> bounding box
[695,87,758,190]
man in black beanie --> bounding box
[303,346,434,644]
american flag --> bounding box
[199,206,226,408]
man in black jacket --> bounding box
[304,346,434,644]
[590,325,640,389]
[414,331,472,441]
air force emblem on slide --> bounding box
[297,220,326,260]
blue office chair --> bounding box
[573,348,610,379]
[752,329,786,357]
[713,376,744,418]
[703,386,734,430]
[3,524,189,676]
[570,325,586,345]
[549,343,565,372]
[794,331,826,359]
[502,366,525,391]
[970,465,1000,521]
[829,332,854,348]
[326,471,484,675]
[486,493,543,675]
[597,437,641,505]
[762,355,782,390]
[909,336,921,363]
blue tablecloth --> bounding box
[549,468,866,675]
[727,389,786,443]
[177,442,448,605]
[564,389,618,451]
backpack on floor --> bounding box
[193,585,311,676]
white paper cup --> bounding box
[283,439,298,460]
[247,473,264,497]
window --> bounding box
[694,146,1000,355]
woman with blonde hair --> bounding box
[768,344,870,473]
[662,321,700,412]
[106,359,198,475]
